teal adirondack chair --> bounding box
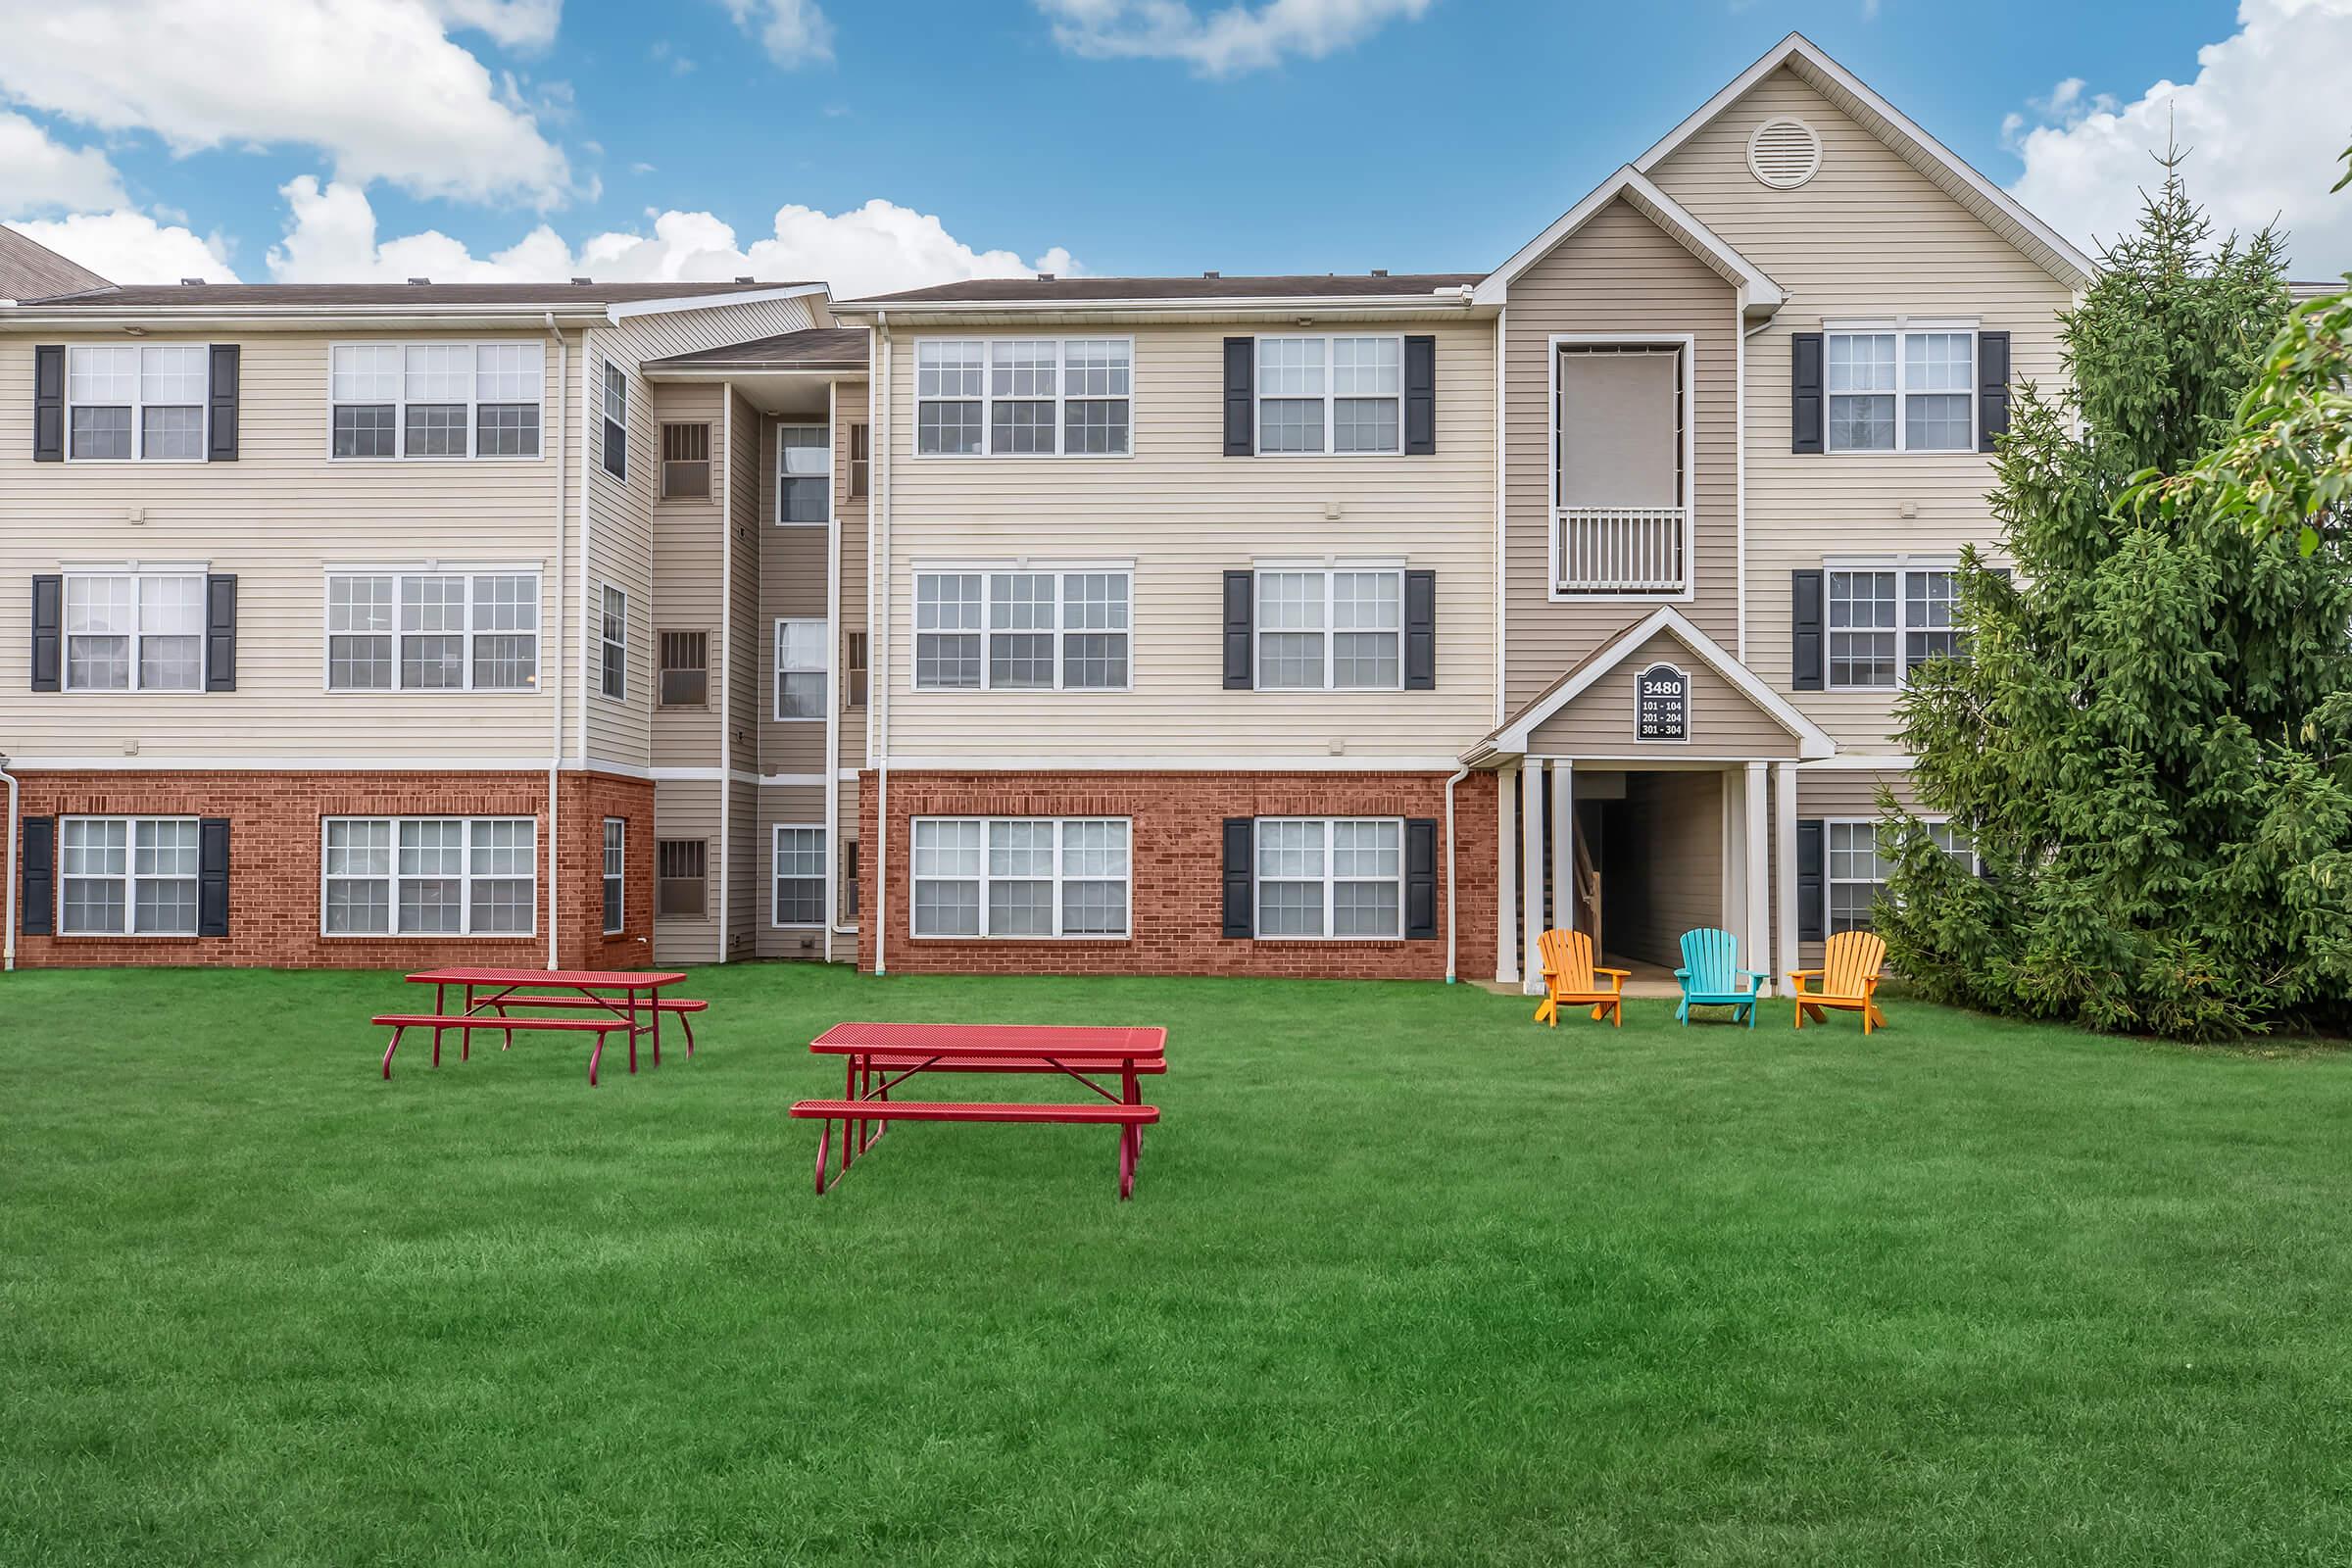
[1674,928,1768,1027]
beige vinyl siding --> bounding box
[758,412,830,773]
[0,330,581,762]
[1502,198,1740,710]
[1604,769,1723,967]
[835,385,869,770]
[1645,68,2071,750]
[1527,632,1800,758]
[583,332,653,768]
[649,383,725,767]
[881,319,1494,762]
[608,294,822,366]
[726,391,762,759]
[652,779,720,964]
[756,782,835,959]
[727,775,758,958]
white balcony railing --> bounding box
[1553,507,1688,595]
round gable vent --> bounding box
[1747,117,1822,189]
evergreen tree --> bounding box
[1876,163,2352,1039]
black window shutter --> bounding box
[1790,332,1824,455]
[206,344,240,462]
[1977,330,2011,453]
[33,345,64,462]
[205,573,237,691]
[1221,818,1253,938]
[1796,818,1826,943]
[1404,818,1438,939]
[31,574,62,692]
[1222,569,1253,690]
[1403,569,1436,691]
[1222,337,1253,457]
[198,818,231,937]
[21,816,54,935]
[1402,334,1436,455]
[1790,570,1825,692]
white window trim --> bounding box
[770,822,827,928]
[64,344,211,465]
[56,814,202,936]
[1822,319,1979,456]
[1824,560,1962,693]
[324,341,546,463]
[317,815,539,939]
[59,565,210,694]
[319,564,543,695]
[597,582,627,703]
[776,422,832,525]
[908,816,1133,941]
[1545,331,1698,605]
[911,336,1135,460]
[1252,333,1405,459]
[601,816,626,934]
[908,564,1136,693]
[1252,816,1407,942]
[1250,564,1404,692]
[1824,815,1976,936]
[600,359,628,479]
[775,616,828,720]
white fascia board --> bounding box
[829,292,1486,322]
[1472,168,1784,312]
[604,284,829,319]
[0,307,611,330]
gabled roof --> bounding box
[1631,32,2094,289]
[0,225,109,300]
[1471,167,1784,315]
[840,272,1482,308]
[15,279,820,309]
[642,326,869,371]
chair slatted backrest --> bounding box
[1823,930,1887,997]
[1539,928,1596,993]
[1680,927,1739,993]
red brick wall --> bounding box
[9,770,654,970]
[856,770,1497,981]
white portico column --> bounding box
[1551,759,1575,935]
[1521,759,1548,995]
[1495,763,1520,985]
[1774,761,1800,992]
[1744,760,1770,991]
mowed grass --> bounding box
[4,967,2351,1566]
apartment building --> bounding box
[3,33,2099,989]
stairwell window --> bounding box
[772,825,826,926]
[328,342,542,459]
[69,345,208,461]
[1256,335,1401,455]
[599,584,627,700]
[325,570,539,692]
[914,338,1130,456]
[660,422,711,499]
[910,817,1130,939]
[657,840,707,917]
[60,816,200,935]
[1254,817,1402,939]
[1827,818,1975,934]
[64,570,205,691]
[320,816,535,936]
[779,424,829,522]
[913,569,1130,691]
[776,618,827,718]
[1255,567,1401,689]
[1827,565,1960,690]
[659,630,709,708]
[1826,328,1974,453]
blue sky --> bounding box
[2,1,2345,291]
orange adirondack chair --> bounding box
[1533,928,1628,1028]
[1788,930,1889,1034]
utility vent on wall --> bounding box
[1746,118,1822,189]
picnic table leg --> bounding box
[813,1118,833,1196]
[431,983,445,1068]
[588,1026,604,1088]
[382,1025,404,1080]
[678,1008,695,1058]
[649,995,662,1068]
[625,990,640,1076]
[1117,1123,1137,1200]
[459,983,473,1062]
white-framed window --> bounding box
[1256,334,1402,455]
[1827,818,1976,935]
[1826,327,1975,453]
[775,617,826,718]
[324,569,539,692]
[58,816,200,935]
[772,824,826,926]
[599,583,627,701]
[1254,566,1401,690]
[320,816,536,937]
[600,359,627,478]
[1254,817,1403,940]
[914,337,1132,457]
[67,344,209,462]
[63,569,205,692]
[328,342,542,460]
[778,423,829,522]
[1827,565,1960,690]
[912,568,1131,691]
[910,817,1130,939]
[602,817,625,934]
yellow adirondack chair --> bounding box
[1788,930,1889,1034]
[1533,928,1628,1028]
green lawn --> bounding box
[5,966,2350,1566]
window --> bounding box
[778,424,829,522]
[320,816,535,936]
[58,816,199,935]
[325,570,539,691]
[657,839,707,917]
[63,571,205,692]
[772,825,825,926]
[68,344,208,461]
[661,422,711,499]
[659,630,709,708]
[599,584,627,701]
[841,838,859,920]
[601,360,627,478]
[910,817,1130,939]
[1254,567,1401,690]
[1827,565,1960,690]
[1256,335,1401,455]
[602,818,626,933]
[775,618,826,718]
[328,342,542,459]
[848,422,870,497]
[844,630,869,708]
[1826,328,1974,453]
[912,569,1130,690]
[914,338,1131,456]
[1254,817,1403,940]
[1827,819,1976,935]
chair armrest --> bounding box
[1672,967,1691,979]
[1736,969,1771,982]
[1787,968,1821,979]
[1594,966,1632,978]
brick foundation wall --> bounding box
[9,769,655,970]
[856,770,1497,981]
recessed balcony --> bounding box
[1554,506,1690,595]
[1554,340,1690,596]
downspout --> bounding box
[716,383,733,960]
[545,313,567,970]
[873,310,892,977]
[1443,764,1470,983]
[1,755,18,972]
[824,377,844,961]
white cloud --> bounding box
[722,0,836,68]
[2007,0,2352,275]
[0,110,126,214]
[0,0,573,208]
[8,209,237,283]
[1037,0,1433,74]
[263,178,1076,298]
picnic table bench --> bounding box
[375,967,700,1086]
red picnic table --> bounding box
[375,967,705,1087]
[794,1021,1167,1200]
